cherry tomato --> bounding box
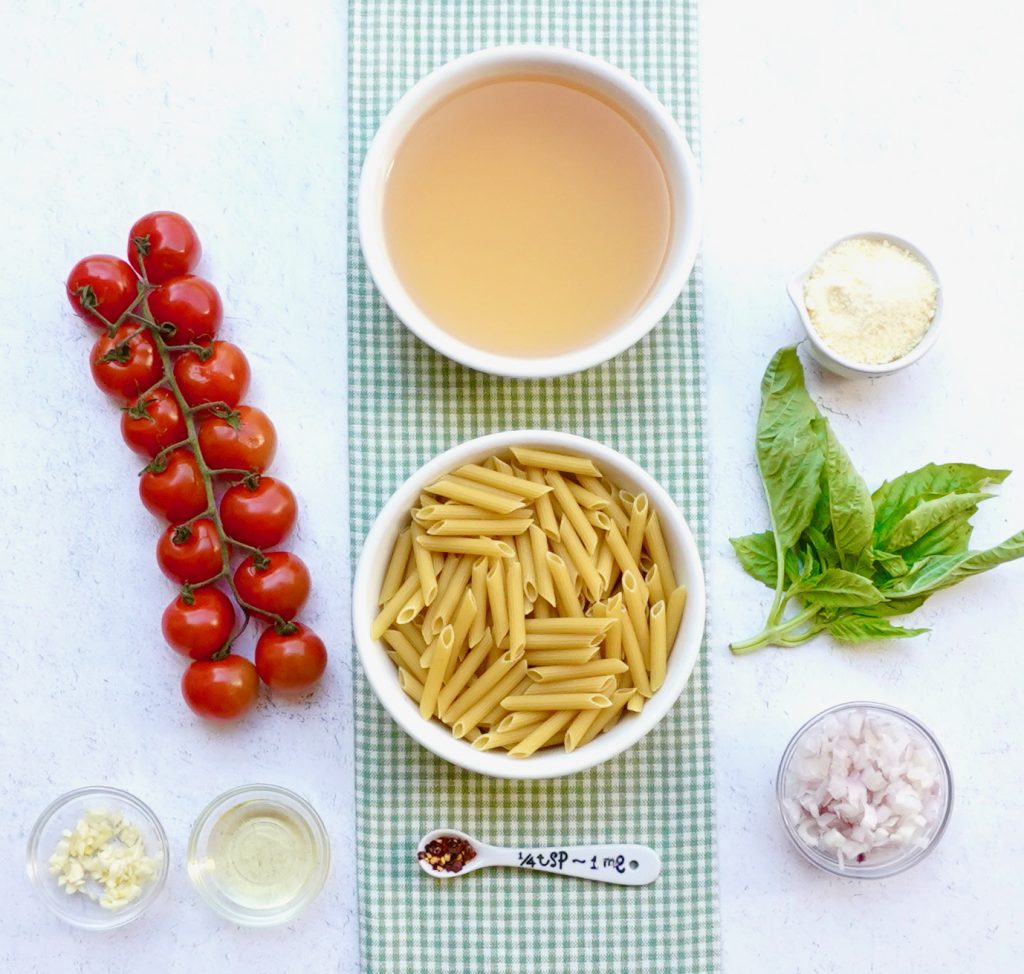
[67,255,138,325]
[220,477,297,549]
[90,324,162,400]
[173,341,250,408]
[197,405,276,473]
[255,623,327,693]
[139,448,208,522]
[157,518,223,584]
[147,274,222,345]
[234,551,310,621]
[121,387,188,457]
[128,211,201,283]
[162,587,235,661]
[181,655,258,721]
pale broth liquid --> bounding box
[383,75,672,358]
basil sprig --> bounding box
[730,346,1023,653]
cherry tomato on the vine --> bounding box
[234,551,310,621]
[147,274,222,345]
[181,655,258,721]
[67,255,139,325]
[128,211,201,284]
[90,324,162,400]
[220,477,296,549]
[197,405,276,473]
[173,341,250,408]
[162,587,235,661]
[157,518,223,584]
[255,623,327,694]
[139,448,208,522]
[121,387,188,457]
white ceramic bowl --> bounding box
[352,430,706,780]
[358,45,702,378]
[788,231,943,379]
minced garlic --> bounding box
[48,809,157,911]
[803,237,937,364]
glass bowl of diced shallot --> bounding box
[776,702,953,879]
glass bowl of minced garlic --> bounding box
[27,786,168,929]
[788,232,942,378]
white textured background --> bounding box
[1,1,1022,971]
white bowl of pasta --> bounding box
[352,431,705,780]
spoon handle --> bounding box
[491,843,661,886]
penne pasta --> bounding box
[544,471,599,553]
[514,532,538,603]
[509,446,601,478]
[627,493,650,564]
[423,555,474,636]
[565,709,603,752]
[485,558,509,648]
[645,562,665,606]
[437,631,494,719]
[525,647,601,666]
[451,661,528,739]
[455,463,553,500]
[415,535,515,559]
[618,596,652,697]
[546,552,583,617]
[667,584,688,648]
[649,600,667,692]
[379,528,413,606]
[585,509,613,532]
[643,510,677,593]
[427,518,531,536]
[558,514,603,601]
[410,523,440,604]
[424,475,526,514]
[509,710,576,758]
[531,598,552,619]
[448,590,478,679]
[469,557,489,647]
[578,689,636,747]
[419,625,455,719]
[527,659,628,682]
[444,649,524,726]
[502,693,611,712]
[396,589,425,625]
[506,559,526,654]
[626,692,646,714]
[398,668,424,704]
[566,480,609,510]
[371,573,421,639]
[382,629,428,681]
[523,675,615,695]
[496,710,547,733]
[421,555,458,634]
[604,520,649,602]
[526,467,560,540]
[396,621,427,654]
[622,570,651,665]
[524,617,613,635]
[523,633,600,650]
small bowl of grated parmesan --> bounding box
[788,232,942,378]
[777,702,953,879]
[26,786,169,929]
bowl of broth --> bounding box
[359,45,702,378]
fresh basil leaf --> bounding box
[900,514,975,562]
[797,568,884,607]
[882,492,993,550]
[805,525,839,571]
[872,464,1010,541]
[730,532,778,588]
[882,528,1024,597]
[819,419,874,565]
[871,548,909,578]
[858,594,930,617]
[827,614,929,643]
[755,347,824,551]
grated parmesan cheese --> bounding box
[48,809,157,911]
[803,237,937,364]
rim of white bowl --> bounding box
[358,45,703,379]
[352,430,706,780]
[787,230,943,377]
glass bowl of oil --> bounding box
[187,784,330,926]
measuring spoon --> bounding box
[416,828,661,886]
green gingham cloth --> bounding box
[347,2,718,971]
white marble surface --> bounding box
[2,1,1022,971]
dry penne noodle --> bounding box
[451,661,528,739]
[643,510,677,593]
[506,559,526,654]
[622,570,651,664]
[566,480,609,510]
[454,463,553,500]
[424,475,526,514]
[546,552,583,617]
[379,528,413,605]
[649,600,668,692]
[410,523,440,604]
[444,649,524,726]
[423,555,474,636]
[514,532,538,603]
[485,558,509,647]
[415,535,515,559]
[544,471,599,553]
[527,659,628,682]
[558,515,603,601]
[667,584,688,647]
[419,625,455,719]
[524,647,601,666]
[373,445,686,756]
[468,557,489,647]
[523,633,600,650]
[426,518,531,537]
[645,562,665,606]
[382,629,428,681]
[524,617,613,635]
[371,572,420,639]
[627,493,649,564]
[523,675,615,695]
[509,711,576,758]
[509,446,601,478]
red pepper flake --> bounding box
[418,834,477,874]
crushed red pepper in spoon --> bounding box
[417,834,477,874]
